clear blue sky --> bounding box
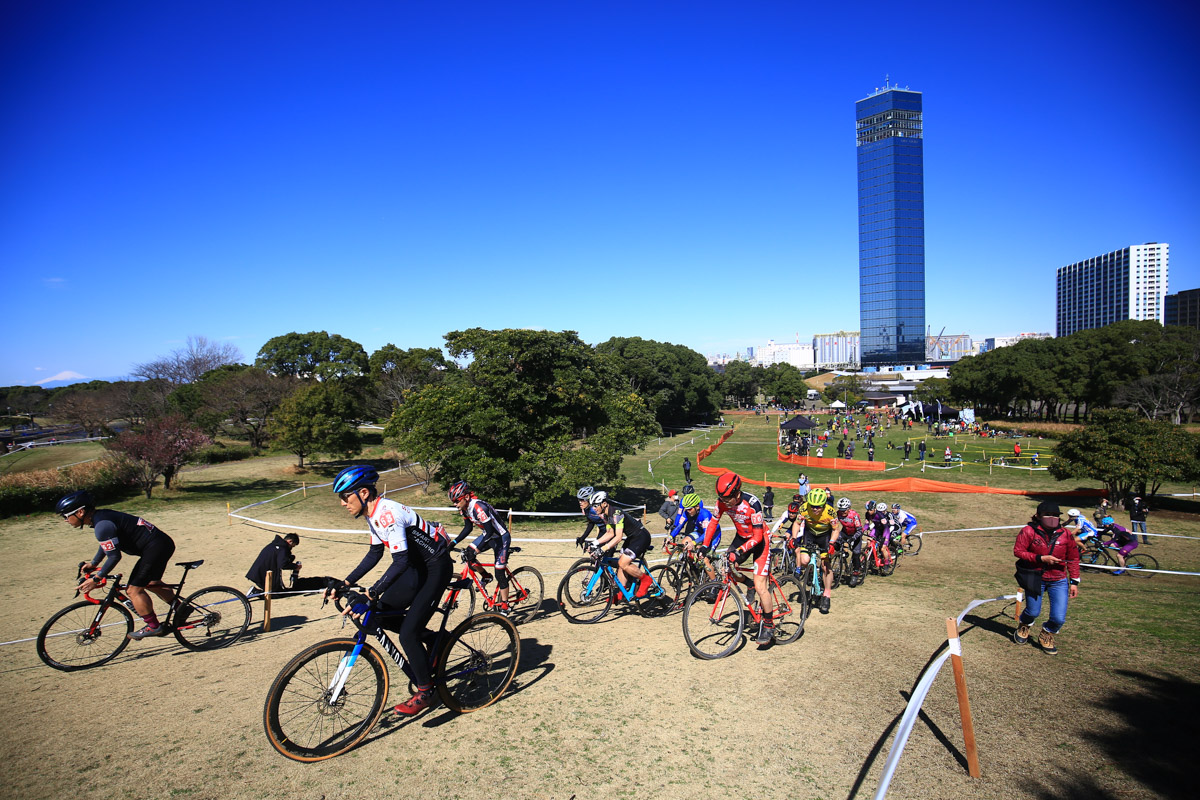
[2,1,1196,386]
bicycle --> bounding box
[829,539,854,589]
[681,553,805,659]
[862,535,895,577]
[1081,541,1158,578]
[263,581,520,762]
[37,560,252,671]
[556,543,679,624]
[441,546,544,628]
[897,531,923,556]
[663,539,717,600]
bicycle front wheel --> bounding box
[771,576,807,645]
[37,601,134,671]
[1124,553,1158,578]
[263,638,388,762]
[636,565,680,618]
[901,534,923,556]
[173,586,251,651]
[436,613,520,712]
[557,564,614,624]
[443,584,477,632]
[508,566,544,624]
[682,581,744,660]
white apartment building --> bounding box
[1056,243,1169,337]
[752,339,816,369]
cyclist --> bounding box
[834,497,866,586]
[57,490,177,640]
[588,491,657,598]
[667,492,721,583]
[1065,508,1100,550]
[702,472,775,642]
[325,465,452,716]
[891,502,917,551]
[1099,516,1138,575]
[790,487,841,613]
[448,481,513,614]
[776,499,802,535]
[867,498,895,567]
[575,486,609,543]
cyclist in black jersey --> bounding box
[448,481,514,613]
[589,491,656,598]
[56,490,177,639]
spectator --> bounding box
[1093,499,1111,526]
[837,439,846,457]
[1130,496,1150,545]
[815,446,825,458]
[1012,501,1080,656]
[657,490,679,531]
[944,446,952,464]
[797,473,810,499]
[918,440,927,461]
[247,533,301,595]
[682,457,691,483]
[845,442,855,460]
[1013,442,1022,462]
[867,445,875,462]
[903,440,912,460]
[763,486,775,521]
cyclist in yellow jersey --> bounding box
[789,487,841,614]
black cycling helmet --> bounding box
[56,490,93,517]
[332,465,379,495]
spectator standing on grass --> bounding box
[903,440,912,460]
[657,490,679,531]
[918,440,926,461]
[763,486,775,521]
[1013,501,1080,656]
[797,473,810,499]
[683,457,691,483]
[944,446,952,464]
[1013,442,1022,463]
[837,439,845,457]
[1093,499,1111,526]
[1129,496,1150,544]
[867,445,875,462]
[845,442,855,460]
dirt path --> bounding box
[1,491,1196,800]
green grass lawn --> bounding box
[0,441,107,476]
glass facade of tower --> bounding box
[856,88,925,367]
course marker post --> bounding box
[227,502,231,525]
[945,618,981,778]
[1014,589,1023,623]
[302,482,306,498]
[263,572,274,633]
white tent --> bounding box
[828,400,847,409]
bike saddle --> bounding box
[176,559,204,569]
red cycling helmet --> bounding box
[715,472,742,500]
[448,480,473,502]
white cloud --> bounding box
[34,367,45,371]
[43,277,65,288]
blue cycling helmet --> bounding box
[56,490,94,517]
[333,465,379,495]
[1101,516,1114,526]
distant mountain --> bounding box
[35,375,137,389]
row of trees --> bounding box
[718,360,813,407]
[947,321,1200,423]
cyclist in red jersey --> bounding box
[701,472,775,644]
[834,497,866,586]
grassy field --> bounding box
[0,417,1197,799]
[0,441,107,476]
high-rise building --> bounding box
[813,331,860,368]
[1165,288,1200,330]
[856,84,926,367]
[1056,243,1169,337]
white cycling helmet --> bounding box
[1067,508,1081,519]
[589,490,608,507]
[876,498,888,510]
[836,497,852,511]
[576,486,594,500]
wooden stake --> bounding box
[302,482,306,498]
[1014,589,1024,623]
[227,502,232,525]
[945,618,982,778]
[263,572,274,633]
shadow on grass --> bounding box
[173,478,300,499]
[1018,670,1199,800]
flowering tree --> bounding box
[107,415,210,498]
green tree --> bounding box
[720,361,759,407]
[758,363,811,407]
[270,383,362,468]
[386,329,658,508]
[823,374,865,406]
[1050,409,1200,503]
[256,331,370,383]
[912,377,951,406]
[369,344,452,415]
[198,366,293,449]
[594,337,720,424]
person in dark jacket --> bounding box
[1012,501,1080,655]
[1129,496,1150,544]
[247,533,300,594]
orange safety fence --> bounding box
[696,429,1105,497]
[777,447,887,472]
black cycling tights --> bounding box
[378,556,452,689]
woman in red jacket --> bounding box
[1013,501,1081,655]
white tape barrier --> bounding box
[873,592,1018,800]
[1080,562,1200,577]
[228,465,411,514]
[0,436,109,459]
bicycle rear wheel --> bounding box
[507,567,544,624]
[901,534,923,556]
[263,638,389,762]
[1124,553,1158,578]
[682,581,744,660]
[436,613,520,712]
[556,564,614,624]
[173,586,251,651]
[771,576,807,645]
[37,601,134,671]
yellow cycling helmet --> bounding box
[805,487,829,508]
[680,492,701,509]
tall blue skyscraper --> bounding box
[856,85,925,367]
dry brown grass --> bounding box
[984,419,1083,436]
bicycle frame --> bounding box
[448,559,530,610]
[582,554,662,602]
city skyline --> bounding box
[2,3,1197,387]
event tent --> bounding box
[779,415,817,430]
[828,400,847,409]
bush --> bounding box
[0,457,137,518]
[192,444,254,465]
